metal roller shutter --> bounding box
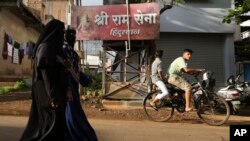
[156,32,225,84]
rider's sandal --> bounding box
[150,101,158,111]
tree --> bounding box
[223,0,250,24]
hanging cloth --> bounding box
[19,43,25,64]
[7,34,13,57]
[25,42,30,56]
[27,41,35,59]
[2,33,8,59]
[19,49,24,64]
[12,42,20,64]
[23,42,28,56]
[7,42,13,57]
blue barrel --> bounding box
[244,64,250,81]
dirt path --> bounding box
[0,98,250,126]
[1,88,250,125]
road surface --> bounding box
[0,115,230,141]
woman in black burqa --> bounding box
[20,19,67,141]
[63,27,98,141]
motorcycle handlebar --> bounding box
[193,69,211,81]
[193,71,203,81]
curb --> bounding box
[102,99,144,110]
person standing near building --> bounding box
[150,50,169,109]
[166,49,205,112]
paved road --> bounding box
[0,116,229,141]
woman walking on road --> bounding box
[20,19,67,141]
[63,27,98,141]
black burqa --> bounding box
[20,19,67,141]
[64,27,98,141]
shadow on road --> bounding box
[236,108,250,116]
[0,126,23,141]
[150,111,250,126]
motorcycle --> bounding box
[216,73,249,115]
[194,71,241,115]
[229,74,250,106]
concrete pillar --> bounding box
[223,34,236,83]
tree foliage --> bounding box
[223,0,250,24]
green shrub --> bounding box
[83,64,102,95]
[0,87,14,94]
[0,80,27,94]
[14,80,26,89]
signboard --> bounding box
[71,2,160,40]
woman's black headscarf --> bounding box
[33,19,65,68]
[20,19,67,141]
[65,26,76,48]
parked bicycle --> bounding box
[143,71,230,126]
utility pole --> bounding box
[75,0,84,95]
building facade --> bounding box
[0,1,42,77]
[157,0,235,85]
[26,0,70,24]
[0,0,70,77]
[77,0,236,99]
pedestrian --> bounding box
[20,19,67,141]
[63,26,98,141]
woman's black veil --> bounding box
[20,19,67,141]
[33,19,65,58]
